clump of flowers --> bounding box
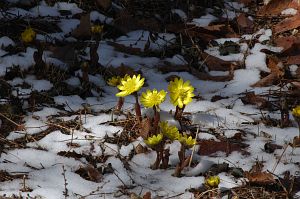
[91,24,104,34]
[21,27,36,43]
[178,133,197,148]
[107,76,124,112]
[159,121,180,141]
[113,74,144,122]
[107,76,122,87]
[141,89,166,132]
[168,78,195,119]
[116,74,144,97]
[292,105,300,137]
[205,175,220,188]
[173,133,197,177]
[204,175,221,197]
[110,74,198,174]
[144,133,163,147]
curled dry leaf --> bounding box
[273,13,300,34]
[139,117,151,139]
[86,165,103,183]
[236,13,254,33]
[240,92,268,108]
[245,171,275,185]
[72,13,91,39]
[292,136,300,147]
[257,0,293,16]
[143,192,151,199]
[96,0,111,11]
[252,56,284,87]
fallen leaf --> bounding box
[143,192,151,199]
[275,36,300,53]
[86,165,103,182]
[239,0,252,6]
[245,171,275,185]
[96,0,111,11]
[273,13,300,34]
[139,117,151,139]
[200,52,238,71]
[287,55,300,64]
[264,142,283,153]
[236,13,254,32]
[292,136,300,147]
[198,139,248,156]
[72,13,91,39]
[135,143,147,154]
[257,0,293,16]
[252,56,284,87]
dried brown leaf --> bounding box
[252,57,284,87]
[236,13,254,31]
[143,192,151,199]
[257,0,293,16]
[96,0,112,11]
[139,117,151,139]
[287,55,300,65]
[86,165,103,183]
[273,13,300,34]
[245,171,275,185]
[72,13,91,39]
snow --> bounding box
[191,14,218,27]
[0,36,15,47]
[281,8,298,15]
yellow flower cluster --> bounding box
[168,78,195,108]
[177,133,196,148]
[140,89,166,108]
[116,74,144,97]
[144,133,163,147]
[159,121,180,141]
[205,175,220,188]
[292,105,300,117]
[21,27,36,43]
[107,76,122,87]
[91,25,104,34]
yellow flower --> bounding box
[107,76,121,87]
[21,27,36,43]
[178,134,196,148]
[140,89,166,108]
[116,74,144,97]
[144,133,163,147]
[91,25,104,34]
[168,78,195,108]
[292,105,300,117]
[159,121,180,140]
[205,175,220,188]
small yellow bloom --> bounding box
[159,121,180,141]
[205,175,220,188]
[116,74,144,97]
[292,105,300,117]
[140,89,166,108]
[21,27,36,43]
[168,78,195,108]
[144,133,163,147]
[107,76,121,87]
[91,25,104,34]
[178,133,196,148]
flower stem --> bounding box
[153,106,160,133]
[115,97,124,112]
[134,92,142,123]
[174,105,185,120]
